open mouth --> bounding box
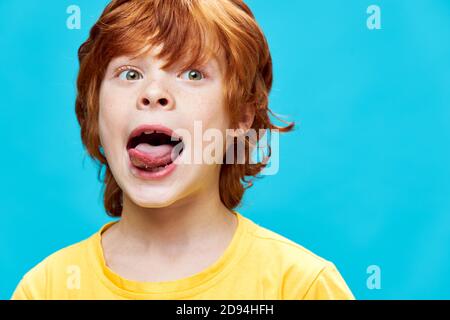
[126,127,184,173]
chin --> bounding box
[126,189,179,209]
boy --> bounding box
[12,0,354,299]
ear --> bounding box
[225,105,256,153]
[236,104,256,134]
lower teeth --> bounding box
[143,163,171,172]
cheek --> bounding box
[185,91,231,160]
[186,87,230,130]
[98,87,129,152]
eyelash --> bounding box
[114,65,208,80]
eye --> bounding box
[118,68,143,81]
[179,69,205,81]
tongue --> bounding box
[135,143,173,158]
[128,143,174,169]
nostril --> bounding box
[140,97,169,107]
[159,98,168,106]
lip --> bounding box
[129,160,177,180]
[126,123,182,180]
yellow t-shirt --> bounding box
[11,211,355,300]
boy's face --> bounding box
[98,44,230,208]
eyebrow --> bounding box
[109,56,140,67]
[109,55,218,73]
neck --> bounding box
[114,180,236,251]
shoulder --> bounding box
[11,236,92,300]
[242,217,355,300]
[245,217,330,271]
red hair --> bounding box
[75,0,294,217]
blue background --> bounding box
[1,0,449,299]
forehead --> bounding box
[111,41,226,74]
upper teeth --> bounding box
[139,130,181,141]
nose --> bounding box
[137,83,174,111]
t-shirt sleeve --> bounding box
[11,278,32,300]
[302,262,355,300]
[10,259,48,300]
